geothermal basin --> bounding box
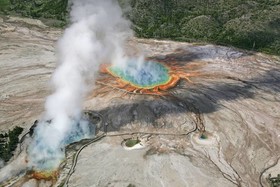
[1,16,280,187]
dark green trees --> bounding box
[124,0,280,55]
[0,126,23,163]
[1,0,279,55]
[9,0,68,20]
[0,0,68,26]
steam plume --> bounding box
[28,0,132,170]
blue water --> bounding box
[28,119,94,171]
[109,60,170,88]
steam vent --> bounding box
[15,111,97,184]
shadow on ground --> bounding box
[97,67,280,131]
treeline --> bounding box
[0,126,23,163]
[121,0,280,55]
[0,0,68,26]
[0,0,279,55]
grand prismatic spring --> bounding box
[99,59,200,95]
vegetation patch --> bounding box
[121,0,280,55]
[267,174,280,187]
[0,0,10,12]
[125,139,141,147]
[1,0,279,54]
[0,0,68,27]
[0,126,23,163]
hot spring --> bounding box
[28,113,97,172]
[108,60,172,89]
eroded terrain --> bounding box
[0,16,280,187]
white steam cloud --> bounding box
[28,0,132,171]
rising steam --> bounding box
[28,0,132,171]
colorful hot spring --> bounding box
[108,60,171,89]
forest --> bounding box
[0,0,279,54]
[0,126,23,163]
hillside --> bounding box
[0,0,279,55]
[121,0,280,55]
